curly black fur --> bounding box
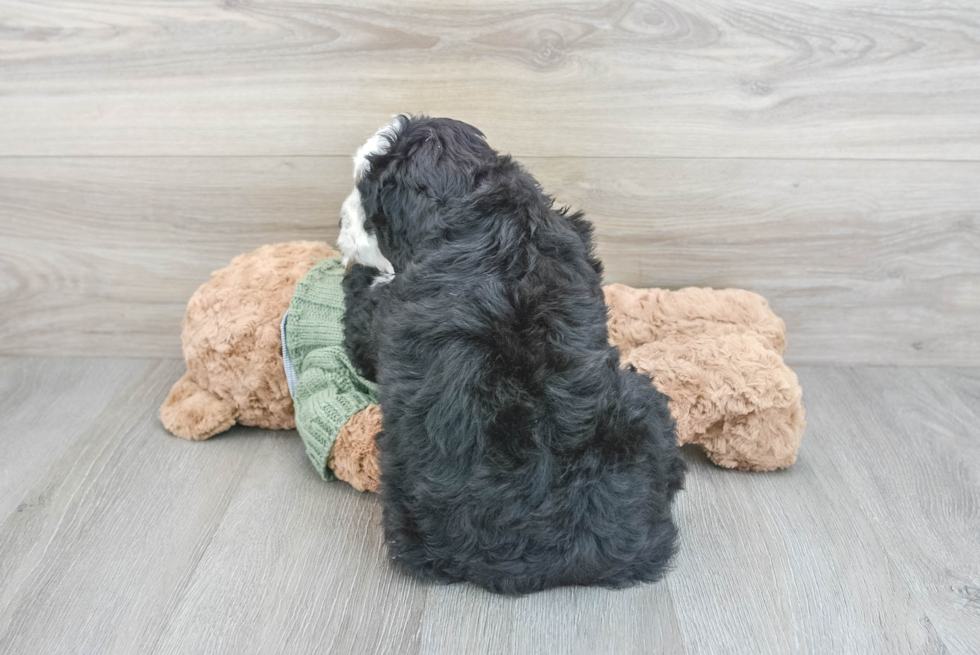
[342,116,685,594]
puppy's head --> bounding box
[337,115,497,272]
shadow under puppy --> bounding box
[339,115,685,594]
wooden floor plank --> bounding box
[0,357,153,518]
[2,156,978,365]
[149,440,427,655]
[412,571,685,655]
[799,367,980,652]
[2,360,979,653]
[666,421,942,651]
[0,359,263,654]
[1,0,979,159]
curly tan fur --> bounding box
[161,242,805,488]
[329,405,383,492]
[603,284,805,471]
[160,241,335,440]
[604,284,787,355]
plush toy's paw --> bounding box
[712,402,804,471]
[160,373,237,441]
[328,404,383,492]
[626,329,805,472]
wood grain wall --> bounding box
[1,0,979,364]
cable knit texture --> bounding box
[285,256,379,480]
[160,242,806,488]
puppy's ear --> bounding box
[379,116,494,203]
[560,208,604,278]
[371,209,388,235]
[342,263,387,382]
[356,115,408,185]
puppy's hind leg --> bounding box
[375,428,467,585]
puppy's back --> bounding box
[377,163,685,594]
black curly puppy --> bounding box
[339,115,685,594]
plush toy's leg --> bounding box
[627,331,805,472]
[160,373,237,441]
[328,405,383,492]
[604,284,789,356]
[699,346,806,471]
[705,404,805,471]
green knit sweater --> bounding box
[284,257,378,480]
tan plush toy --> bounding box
[604,285,805,472]
[161,242,805,492]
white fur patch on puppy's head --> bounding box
[339,118,402,275]
[337,187,394,275]
[353,118,402,184]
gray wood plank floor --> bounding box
[1,358,978,654]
